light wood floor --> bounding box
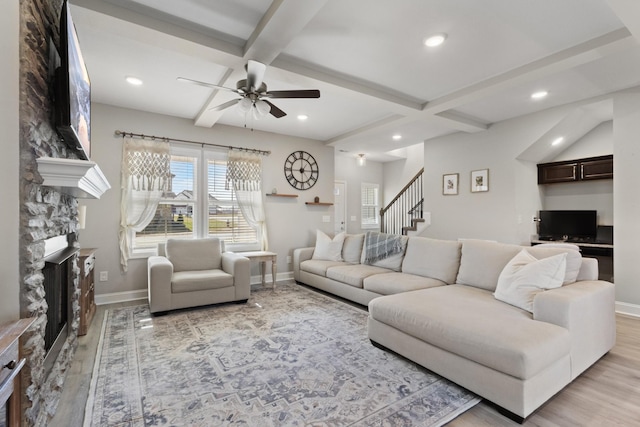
[50,299,640,427]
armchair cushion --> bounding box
[172,270,234,293]
[166,238,222,272]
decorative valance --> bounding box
[226,151,262,191]
[122,138,171,191]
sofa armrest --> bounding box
[293,247,314,281]
[533,280,616,378]
[222,252,250,300]
[148,256,173,314]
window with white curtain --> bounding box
[132,144,259,255]
[361,182,380,229]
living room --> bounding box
[3,0,640,426]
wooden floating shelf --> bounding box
[266,193,298,198]
[305,202,333,206]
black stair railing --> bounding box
[380,168,424,235]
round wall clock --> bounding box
[284,150,319,190]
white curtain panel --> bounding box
[118,137,171,271]
[226,150,269,250]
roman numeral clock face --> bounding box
[284,150,319,190]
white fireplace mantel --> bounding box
[36,157,111,199]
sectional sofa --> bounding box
[293,232,616,421]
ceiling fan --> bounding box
[178,60,320,119]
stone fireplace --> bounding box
[18,0,108,426]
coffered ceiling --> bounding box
[70,0,640,161]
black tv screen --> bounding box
[538,210,597,240]
[55,0,91,160]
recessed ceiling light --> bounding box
[424,33,447,47]
[552,137,564,146]
[126,76,143,86]
[392,134,402,141]
[531,90,548,100]
[297,114,308,121]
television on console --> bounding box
[537,210,597,241]
[55,0,91,160]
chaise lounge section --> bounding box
[293,233,616,420]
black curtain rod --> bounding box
[114,130,271,156]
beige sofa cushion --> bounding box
[456,240,583,291]
[402,237,461,284]
[166,238,222,272]
[363,272,445,295]
[300,259,347,277]
[368,285,570,380]
[342,234,365,263]
[171,269,233,293]
[456,240,521,291]
[326,264,390,288]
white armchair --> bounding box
[147,238,250,314]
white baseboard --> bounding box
[95,272,295,305]
[615,301,640,318]
[250,271,294,286]
[95,289,148,306]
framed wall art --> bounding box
[471,169,489,192]
[443,173,459,195]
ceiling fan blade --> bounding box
[264,100,286,118]
[208,98,240,111]
[177,77,239,94]
[265,89,321,99]
[246,60,266,92]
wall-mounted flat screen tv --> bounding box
[538,210,597,240]
[55,0,91,160]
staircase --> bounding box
[380,168,426,235]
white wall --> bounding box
[80,103,334,298]
[334,155,384,234]
[422,92,640,309]
[613,89,640,307]
[420,107,571,244]
[0,0,20,324]
[382,143,424,206]
[541,121,614,225]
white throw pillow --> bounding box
[494,249,567,313]
[312,230,345,261]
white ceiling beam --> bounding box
[325,28,635,145]
[423,28,635,115]
[72,0,241,65]
[194,0,329,127]
[606,1,640,43]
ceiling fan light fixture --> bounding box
[255,99,271,116]
[238,97,253,113]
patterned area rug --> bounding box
[85,283,480,426]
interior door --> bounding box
[334,181,346,234]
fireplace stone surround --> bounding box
[18,0,83,425]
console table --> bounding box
[237,251,277,290]
[1,317,36,427]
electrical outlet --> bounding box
[99,271,108,282]
[286,256,292,264]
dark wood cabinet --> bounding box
[78,249,96,336]
[0,318,35,427]
[580,156,614,181]
[538,155,612,184]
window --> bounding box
[133,145,259,255]
[361,182,379,229]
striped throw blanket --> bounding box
[363,231,408,264]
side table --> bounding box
[236,251,277,290]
